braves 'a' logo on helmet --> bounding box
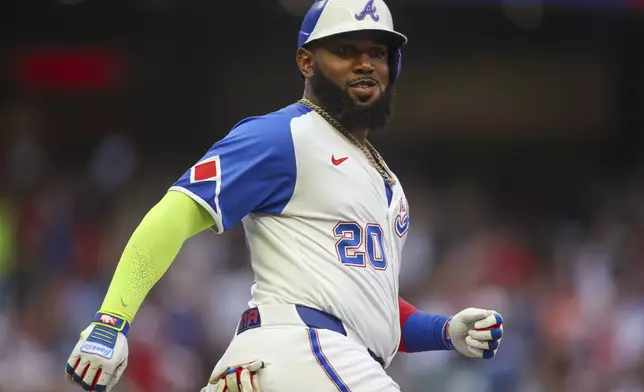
[355,0,380,22]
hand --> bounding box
[202,360,266,392]
[445,308,503,359]
[65,313,130,391]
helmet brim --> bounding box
[302,28,407,50]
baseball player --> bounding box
[65,0,504,391]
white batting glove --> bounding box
[445,308,503,359]
[202,360,266,392]
[65,313,130,391]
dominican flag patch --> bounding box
[190,156,221,183]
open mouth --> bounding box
[348,78,379,100]
[349,78,378,88]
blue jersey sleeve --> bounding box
[169,114,297,233]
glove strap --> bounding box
[92,312,131,337]
[78,313,129,360]
[442,316,454,350]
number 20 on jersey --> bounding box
[333,222,387,270]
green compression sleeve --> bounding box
[99,190,215,323]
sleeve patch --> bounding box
[191,156,221,183]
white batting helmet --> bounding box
[297,0,408,84]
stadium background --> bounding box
[1,0,644,391]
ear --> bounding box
[296,47,314,78]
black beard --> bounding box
[309,64,395,133]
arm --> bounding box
[398,297,504,359]
[64,191,215,392]
[65,116,296,392]
[99,190,215,323]
[398,297,451,352]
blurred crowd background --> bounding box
[1,0,644,391]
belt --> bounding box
[236,304,385,368]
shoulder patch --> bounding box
[191,155,221,183]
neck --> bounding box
[302,89,323,111]
[352,129,368,145]
[301,91,370,145]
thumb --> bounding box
[456,308,493,324]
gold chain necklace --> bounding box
[298,98,396,187]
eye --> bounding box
[371,48,387,60]
[338,45,356,56]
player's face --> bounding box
[299,31,397,133]
[313,32,391,106]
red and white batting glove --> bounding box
[202,360,266,392]
[445,308,503,359]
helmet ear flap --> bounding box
[389,48,402,85]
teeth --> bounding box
[351,80,375,88]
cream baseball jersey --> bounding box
[170,102,410,366]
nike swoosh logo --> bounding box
[120,297,128,307]
[332,155,348,166]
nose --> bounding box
[354,53,375,74]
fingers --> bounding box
[72,358,91,385]
[465,345,484,358]
[239,368,254,391]
[66,357,83,389]
[65,356,81,378]
[91,366,111,392]
[465,335,499,351]
[225,368,241,392]
[451,309,504,360]
[480,348,497,359]
[223,367,260,392]
[252,371,262,392]
[244,360,266,373]
[81,364,101,391]
[67,356,109,392]
[466,329,502,360]
[209,360,266,392]
[464,342,498,359]
[468,324,503,341]
[67,358,118,392]
[473,313,503,330]
[465,312,503,361]
[457,308,492,324]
